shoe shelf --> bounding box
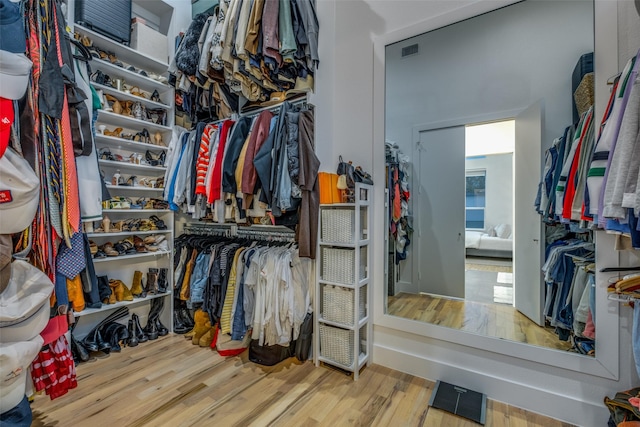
[74,291,171,317]
[102,209,171,214]
[87,230,172,238]
[95,134,168,152]
[90,58,170,94]
[105,184,164,193]
[99,159,166,174]
[82,22,175,340]
[92,250,170,263]
[75,25,169,75]
[98,110,171,133]
[93,82,170,110]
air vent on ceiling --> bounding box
[402,44,419,57]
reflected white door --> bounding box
[514,102,544,325]
[415,127,466,298]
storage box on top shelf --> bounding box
[130,21,168,64]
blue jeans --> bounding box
[0,396,32,426]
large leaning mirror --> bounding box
[383,0,598,354]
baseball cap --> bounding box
[0,97,13,158]
[0,0,26,53]
[0,50,32,100]
[0,336,44,413]
[0,147,40,234]
[0,260,53,343]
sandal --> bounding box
[89,241,98,255]
[134,128,150,144]
[102,242,119,257]
[104,127,123,138]
[121,100,133,117]
[133,235,148,253]
[149,215,167,230]
[99,148,115,161]
[130,86,147,98]
[108,52,124,67]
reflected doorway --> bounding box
[464,120,514,306]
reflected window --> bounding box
[466,170,486,229]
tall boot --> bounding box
[173,308,189,334]
[157,268,168,293]
[179,306,194,328]
[131,271,144,297]
[146,268,159,295]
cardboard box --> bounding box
[130,22,168,64]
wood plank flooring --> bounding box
[387,292,574,352]
[31,334,575,427]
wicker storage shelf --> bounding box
[319,324,354,366]
[322,284,367,325]
[321,209,355,243]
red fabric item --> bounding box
[209,322,220,349]
[40,314,68,346]
[195,123,217,195]
[208,120,235,203]
[0,98,13,159]
[562,111,592,220]
[31,335,77,400]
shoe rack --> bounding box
[71,24,175,340]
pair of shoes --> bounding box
[143,297,169,340]
[173,302,193,334]
[109,279,134,302]
[103,127,123,138]
[134,128,151,143]
[185,309,215,347]
[128,313,149,346]
[82,307,130,353]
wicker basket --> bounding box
[321,209,355,243]
[322,247,356,284]
[323,285,367,325]
[319,324,354,366]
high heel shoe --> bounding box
[134,128,151,144]
[102,215,111,233]
[105,94,123,114]
[153,131,164,146]
[130,86,147,98]
[104,127,123,138]
[151,89,160,103]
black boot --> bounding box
[96,329,111,353]
[173,308,189,334]
[71,334,90,362]
[144,315,159,340]
[157,268,168,293]
[178,306,194,328]
[155,316,169,336]
[132,313,149,343]
[127,319,139,347]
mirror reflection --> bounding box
[384,0,594,352]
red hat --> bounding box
[0,97,13,159]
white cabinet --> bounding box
[71,24,175,338]
[315,183,372,380]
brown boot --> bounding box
[146,268,159,295]
[199,323,216,347]
[66,276,86,312]
[131,270,144,297]
[191,310,211,345]
[121,281,134,301]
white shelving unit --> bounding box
[315,183,372,380]
[71,23,175,339]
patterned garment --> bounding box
[31,335,77,400]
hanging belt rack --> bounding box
[183,223,236,237]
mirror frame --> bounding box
[372,0,620,380]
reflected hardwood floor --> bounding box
[387,292,573,352]
[31,334,575,427]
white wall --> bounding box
[466,153,513,231]
[385,0,593,164]
[313,1,638,426]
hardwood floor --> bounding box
[31,334,575,426]
[387,292,574,352]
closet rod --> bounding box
[607,293,639,303]
[201,94,311,127]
